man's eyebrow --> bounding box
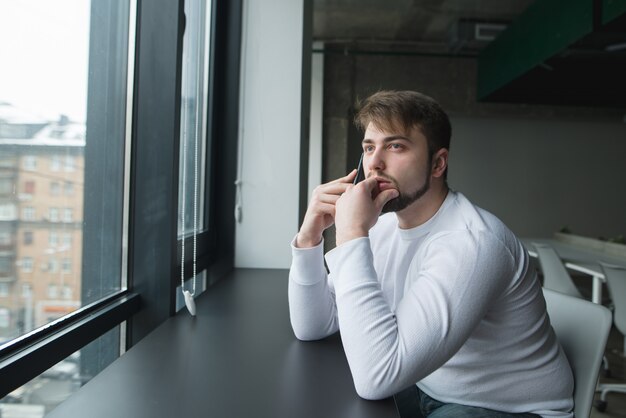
[362,135,412,144]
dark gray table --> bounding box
[48,269,399,418]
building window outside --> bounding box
[49,128,64,139]
[0,308,9,328]
[49,207,59,222]
[0,283,9,297]
[0,231,12,245]
[49,231,59,247]
[64,155,75,172]
[22,206,35,220]
[47,283,58,299]
[62,258,71,274]
[63,208,73,223]
[48,258,59,273]
[0,178,13,195]
[50,181,61,196]
[23,230,33,245]
[21,283,32,298]
[62,285,73,300]
[63,233,72,248]
[24,180,35,194]
[0,257,10,274]
[51,155,61,171]
[22,156,37,171]
[21,257,33,273]
[64,181,74,196]
[0,204,17,221]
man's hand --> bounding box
[296,170,357,248]
[334,177,398,246]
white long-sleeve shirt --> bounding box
[289,191,573,417]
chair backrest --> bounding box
[534,243,583,298]
[601,262,626,335]
[543,288,612,418]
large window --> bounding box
[0,0,135,413]
[0,0,239,413]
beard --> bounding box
[379,161,432,213]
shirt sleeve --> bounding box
[325,230,515,400]
[288,236,339,341]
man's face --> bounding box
[362,122,432,213]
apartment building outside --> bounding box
[0,104,85,344]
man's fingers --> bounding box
[314,181,351,197]
[309,202,336,217]
[317,193,341,204]
[301,201,334,228]
[329,169,357,184]
[300,173,357,244]
[359,176,378,192]
[374,188,399,210]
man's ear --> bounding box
[431,148,448,178]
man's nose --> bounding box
[367,150,385,172]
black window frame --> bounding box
[0,0,241,398]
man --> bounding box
[288,91,574,417]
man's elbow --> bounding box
[290,323,332,341]
[292,328,325,341]
[353,377,394,401]
[289,314,337,341]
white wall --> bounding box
[448,117,626,239]
[235,0,305,268]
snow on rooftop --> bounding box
[34,120,85,141]
[0,103,85,146]
[0,102,48,125]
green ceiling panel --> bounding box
[478,0,593,100]
[603,0,626,24]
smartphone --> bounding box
[353,153,365,184]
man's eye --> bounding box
[364,145,374,152]
[389,143,403,150]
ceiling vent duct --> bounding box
[449,19,508,53]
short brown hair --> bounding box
[354,90,451,159]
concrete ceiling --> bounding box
[313,0,626,107]
[313,0,536,53]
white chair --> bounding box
[594,263,626,412]
[543,288,612,418]
[533,243,611,381]
[534,243,583,298]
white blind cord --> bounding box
[180,89,197,316]
[180,26,202,316]
[181,90,199,296]
[180,88,188,289]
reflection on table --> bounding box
[46,269,398,418]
